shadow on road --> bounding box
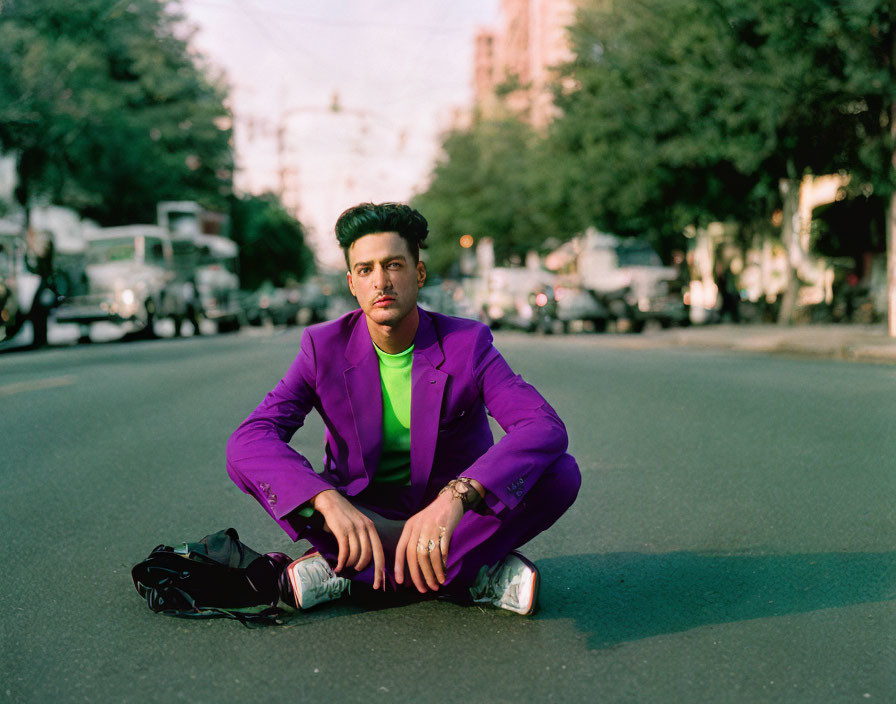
[535,550,896,649]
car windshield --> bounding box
[87,238,137,265]
[616,242,662,267]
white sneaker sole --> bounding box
[511,552,540,616]
[286,552,324,609]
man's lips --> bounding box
[374,296,396,307]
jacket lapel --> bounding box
[410,308,447,505]
[343,315,382,484]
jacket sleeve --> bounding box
[225,327,335,527]
[457,325,568,513]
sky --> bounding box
[181,0,500,268]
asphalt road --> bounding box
[2,327,895,703]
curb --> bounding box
[661,326,896,364]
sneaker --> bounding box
[469,551,540,616]
[285,552,351,609]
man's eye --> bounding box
[388,262,402,269]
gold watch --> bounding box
[440,478,483,513]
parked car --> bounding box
[0,217,88,344]
[576,232,689,331]
[551,282,612,333]
[295,278,332,325]
[0,224,31,342]
[54,225,189,338]
[244,285,303,326]
[477,267,556,331]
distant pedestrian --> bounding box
[180,278,202,336]
[25,227,55,347]
[227,202,580,615]
[715,262,740,323]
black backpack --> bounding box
[131,528,293,626]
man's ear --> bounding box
[346,270,356,297]
[417,261,426,288]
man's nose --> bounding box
[373,264,390,289]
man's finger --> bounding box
[394,526,410,584]
[407,531,427,593]
[417,537,439,591]
[429,541,445,585]
[439,525,453,570]
[346,531,361,573]
[368,525,386,591]
[334,530,348,573]
[354,528,372,573]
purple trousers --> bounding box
[285,453,581,596]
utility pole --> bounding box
[273,98,392,220]
[888,21,896,337]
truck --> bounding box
[194,233,243,331]
[0,219,34,342]
[54,225,190,338]
[0,209,88,345]
[569,229,688,331]
[157,201,242,331]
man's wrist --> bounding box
[311,488,338,511]
[439,478,484,513]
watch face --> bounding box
[458,482,477,506]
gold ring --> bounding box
[427,539,436,553]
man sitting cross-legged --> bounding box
[226,202,580,615]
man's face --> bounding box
[346,231,426,328]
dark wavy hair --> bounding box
[335,202,428,268]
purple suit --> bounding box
[227,307,580,589]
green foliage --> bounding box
[0,0,233,224]
[553,0,896,251]
[228,193,315,290]
[813,194,887,260]
[413,117,557,274]
[415,0,896,267]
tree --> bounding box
[228,193,315,290]
[0,0,233,225]
[413,117,554,274]
[553,0,896,325]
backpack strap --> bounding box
[132,530,293,626]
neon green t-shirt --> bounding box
[373,343,413,485]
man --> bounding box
[226,203,580,615]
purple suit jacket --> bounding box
[226,307,568,539]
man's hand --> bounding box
[394,478,484,593]
[311,489,386,590]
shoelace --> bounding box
[305,559,347,600]
[482,565,523,607]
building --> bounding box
[473,0,579,128]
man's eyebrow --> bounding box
[353,255,406,270]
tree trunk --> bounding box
[14,148,35,230]
[888,27,896,336]
[777,177,801,325]
[888,190,896,336]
